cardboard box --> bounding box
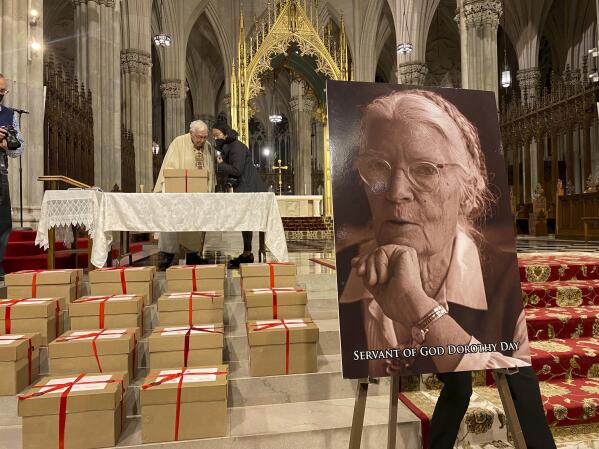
[247,319,319,376]
[18,372,129,449]
[89,266,155,284]
[49,329,139,378]
[164,168,209,193]
[0,298,62,345]
[244,288,308,320]
[158,292,224,326]
[0,333,41,395]
[166,264,226,293]
[89,267,155,305]
[240,263,297,277]
[69,295,144,331]
[6,269,83,311]
[241,275,297,289]
[5,269,82,315]
[149,325,224,369]
[141,365,228,442]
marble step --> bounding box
[118,395,421,449]
[123,354,377,413]
[0,394,421,449]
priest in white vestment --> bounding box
[154,120,216,268]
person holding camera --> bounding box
[212,120,266,268]
[0,74,24,280]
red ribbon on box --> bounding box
[266,262,293,289]
[168,291,219,326]
[96,267,128,294]
[19,374,125,449]
[253,320,311,375]
[15,269,49,297]
[74,295,116,329]
[142,368,227,441]
[0,335,34,384]
[159,326,224,368]
[56,329,136,375]
[251,288,304,319]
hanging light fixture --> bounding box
[269,71,283,123]
[501,59,512,88]
[500,13,511,88]
[152,141,160,156]
[153,0,172,48]
[396,4,413,55]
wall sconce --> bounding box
[29,9,39,26]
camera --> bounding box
[0,125,21,150]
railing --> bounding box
[500,58,598,217]
[557,192,599,240]
[38,175,91,190]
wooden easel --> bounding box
[349,369,527,449]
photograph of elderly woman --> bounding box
[328,81,531,379]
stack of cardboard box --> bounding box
[18,372,129,449]
[5,269,83,331]
[0,333,41,395]
[164,168,209,193]
[240,263,319,376]
[89,267,155,306]
[141,264,228,442]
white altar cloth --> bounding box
[36,191,289,267]
[35,189,101,249]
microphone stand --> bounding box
[14,109,29,230]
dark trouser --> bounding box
[0,158,11,276]
[242,231,252,252]
[430,367,556,449]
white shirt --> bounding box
[340,229,530,374]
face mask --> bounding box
[215,138,225,149]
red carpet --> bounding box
[2,230,145,272]
[391,252,599,445]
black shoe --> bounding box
[157,252,175,271]
[228,253,254,269]
[185,252,211,265]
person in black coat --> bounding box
[212,120,267,268]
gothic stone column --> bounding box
[290,80,314,195]
[2,0,44,226]
[74,0,122,189]
[397,62,428,85]
[121,49,152,192]
[161,79,186,149]
[458,0,502,97]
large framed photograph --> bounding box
[328,81,531,379]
